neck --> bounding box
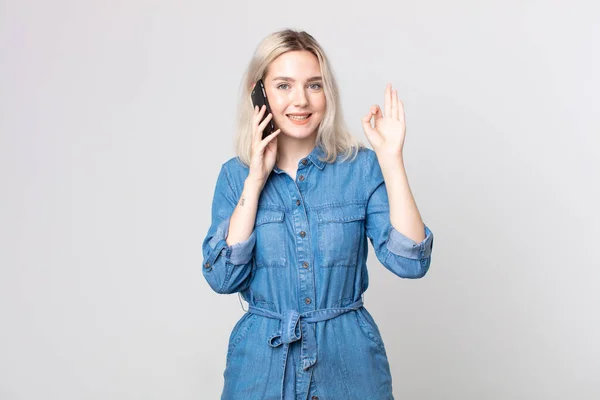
[276,133,317,169]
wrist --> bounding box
[243,177,263,196]
[376,152,404,168]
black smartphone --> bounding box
[250,79,277,139]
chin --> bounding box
[281,126,317,139]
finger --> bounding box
[371,104,383,122]
[391,89,399,120]
[259,128,281,150]
[252,106,268,143]
[384,83,392,118]
[262,128,281,142]
[258,112,274,133]
[252,104,266,124]
[251,106,260,143]
[253,104,266,121]
[264,134,279,159]
[369,104,383,131]
[362,112,381,146]
[398,99,405,124]
[362,112,375,137]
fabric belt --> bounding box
[247,299,364,400]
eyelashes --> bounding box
[276,83,323,90]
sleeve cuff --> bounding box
[208,218,256,265]
[386,224,434,260]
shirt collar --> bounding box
[273,144,327,174]
[306,144,327,170]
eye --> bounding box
[309,83,323,90]
[277,83,290,90]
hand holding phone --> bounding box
[251,79,277,139]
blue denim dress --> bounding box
[202,145,434,400]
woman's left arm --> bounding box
[362,83,426,242]
[361,83,433,278]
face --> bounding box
[262,50,326,140]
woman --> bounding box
[202,29,434,400]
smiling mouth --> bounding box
[287,114,312,121]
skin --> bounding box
[263,50,326,171]
[247,50,326,182]
[362,84,426,242]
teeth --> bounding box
[288,115,310,120]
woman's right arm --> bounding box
[202,104,281,294]
[225,178,262,246]
[202,167,262,294]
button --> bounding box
[296,199,301,206]
[299,231,306,238]
[204,262,211,269]
[311,397,319,400]
[302,261,309,269]
[298,175,305,181]
[305,297,312,305]
[301,159,308,165]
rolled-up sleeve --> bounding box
[387,225,434,260]
[364,150,434,278]
[202,164,255,294]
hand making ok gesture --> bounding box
[361,83,406,159]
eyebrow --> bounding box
[271,76,323,82]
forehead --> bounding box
[266,50,321,79]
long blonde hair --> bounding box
[234,29,364,166]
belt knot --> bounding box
[268,310,302,347]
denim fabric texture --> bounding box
[202,145,434,400]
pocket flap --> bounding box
[317,204,365,223]
[255,208,285,226]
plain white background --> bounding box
[1,0,599,399]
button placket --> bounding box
[286,164,316,315]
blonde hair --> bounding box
[234,29,364,167]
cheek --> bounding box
[270,98,286,114]
[269,101,287,124]
[313,94,326,113]
[268,97,288,125]
[265,91,285,113]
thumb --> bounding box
[371,104,384,123]
[361,111,382,146]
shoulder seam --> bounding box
[363,149,374,200]
[221,163,236,199]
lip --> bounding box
[286,113,312,125]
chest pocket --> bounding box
[254,207,287,268]
[317,203,365,268]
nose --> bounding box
[293,88,309,107]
